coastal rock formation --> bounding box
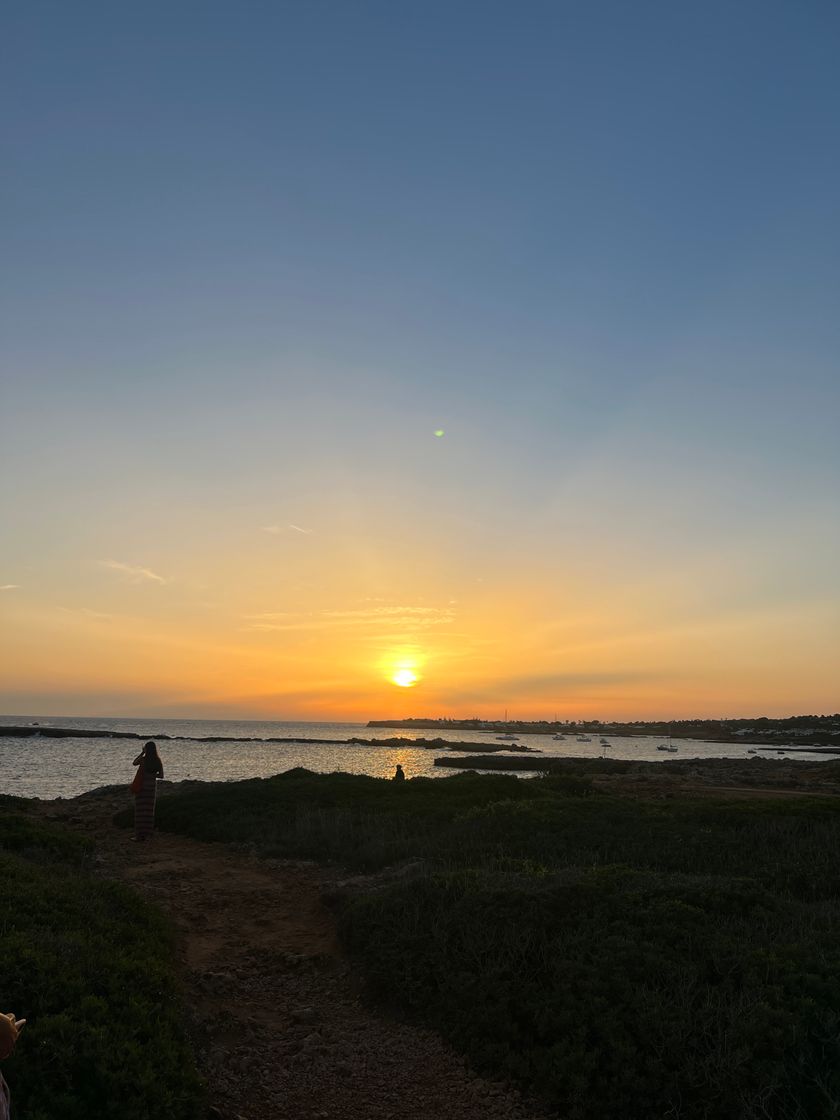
[0,726,539,752]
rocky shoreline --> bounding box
[0,725,539,753]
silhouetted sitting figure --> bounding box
[393,764,406,782]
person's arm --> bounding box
[133,753,144,766]
[0,1015,23,1061]
[157,764,164,780]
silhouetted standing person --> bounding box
[393,764,405,782]
[0,1012,24,1120]
[132,741,164,840]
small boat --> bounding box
[576,736,592,742]
[658,727,678,753]
[552,734,566,740]
[599,738,609,745]
[495,709,519,741]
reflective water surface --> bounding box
[0,715,823,800]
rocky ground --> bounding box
[41,788,553,1120]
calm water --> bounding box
[0,715,820,800]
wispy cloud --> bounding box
[101,560,167,584]
[321,606,450,620]
[242,622,303,632]
[243,612,298,621]
[0,584,20,591]
[240,604,456,634]
[58,606,114,621]
[261,524,314,535]
[435,669,677,707]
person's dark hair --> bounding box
[144,741,159,762]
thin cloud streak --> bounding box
[240,617,455,634]
[101,560,167,584]
[240,604,456,634]
[434,669,679,708]
[321,607,450,619]
[0,584,20,591]
[58,606,114,621]
[244,612,297,620]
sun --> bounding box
[382,651,424,689]
[391,668,418,688]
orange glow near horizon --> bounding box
[0,531,838,721]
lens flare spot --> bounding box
[434,429,445,437]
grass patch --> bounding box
[0,807,204,1120]
[0,806,92,864]
[145,767,840,1118]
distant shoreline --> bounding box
[367,717,840,748]
[0,725,539,753]
[6,722,838,752]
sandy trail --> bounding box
[44,789,549,1120]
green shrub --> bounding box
[0,813,204,1120]
[0,808,92,864]
[149,769,840,896]
[145,769,840,1118]
[341,867,840,1120]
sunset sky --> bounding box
[2,2,838,720]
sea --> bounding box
[0,715,820,801]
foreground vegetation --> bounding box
[145,767,840,1119]
[0,797,204,1120]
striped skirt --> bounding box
[0,1071,10,1120]
[134,771,157,838]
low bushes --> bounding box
[341,866,840,1119]
[144,767,840,1118]
[0,807,203,1120]
[149,768,840,895]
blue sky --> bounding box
[2,1,838,718]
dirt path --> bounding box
[45,790,551,1120]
